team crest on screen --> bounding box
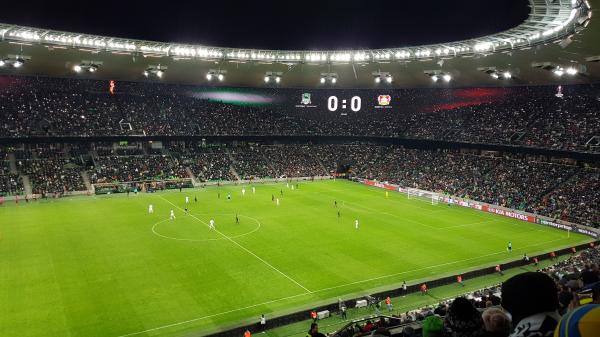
[301,93,312,105]
[296,92,316,108]
[378,95,391,106]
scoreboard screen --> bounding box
[293,92,393,114]
[186,87,512,114]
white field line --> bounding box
[341,200,438,229]
[151,214,262,242]
[157,195,312,294]
[312,237,567,293]
[439,219,498,229]
[115,291,309,337]
[115,236,569,337]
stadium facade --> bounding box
[0,0,598,87]
[1,1,600,337]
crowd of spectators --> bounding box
[231,146,279,179]
[1,142,599,228]
[533,167,600,231]
[17,158,85,194]
[90,155,188,183]
[260,145,326,177]
[172,144,235,182]
[0,157,22,196]
[1,76,598,152]
[326,247,600,337]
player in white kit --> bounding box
[170,210,176,220]
[209,219,215,229]
[185,196,189,204]
[148,204,154,214]
[252,186,256,194]
[355,219,359,229]
[242,188,246,196]
[276,198,280,206]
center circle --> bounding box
[152,213,261,242]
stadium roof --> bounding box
[0,0,598,88]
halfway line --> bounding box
[156,194,312,294]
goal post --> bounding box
[407,188,440,205]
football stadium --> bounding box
[1,1,600,337]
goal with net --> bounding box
[406,188,440,205]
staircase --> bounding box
[21,175,32,195]
[226,148,241,181]
[314,154,329,176]
[261,147,279,177]
[186,167,198,185]
[81,171,93,193]
[8,153,18,174]
[539,167,580,201]
[229,166,241,181]
[89,150,99,167]
[509,131,526,143]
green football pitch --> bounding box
[0,179,592,337]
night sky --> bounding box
[0,0,529,50]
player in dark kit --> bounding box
[236,214,240,224]
[334,200,337,207]
[507,241,512,253]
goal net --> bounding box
[407,188,439,205]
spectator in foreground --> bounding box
[444,297,486,337]
[422,315,444,337]
[553,304,600,337]
[501,272,561,337]
[481,307,511,337]
[371,326,392,337]
[306,322,326,337]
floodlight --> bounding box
[143,70,149,77]
[74,65,82,72]
[13,60,23,68]
[156,70,163,78]
[206,73,213,81]
[320,77,326,84]
[554,69,564,76]
[503,72,512,79]
[0,60,4,67]
[264,76,270,83]
[491,73,499,79]
[431,75,439,82]
[217,74,224,81]
[331,77,337,84]
[386,75,393,83]
[88,65,97,73]
[443,74,452,82]
[374,76,381,83]
[566,67,578,75]
[275,76,281,83]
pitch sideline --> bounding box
[115,235,571,337]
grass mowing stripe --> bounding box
[0,180,591,337]
[114,236,568,337]
[156,194,313,293]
